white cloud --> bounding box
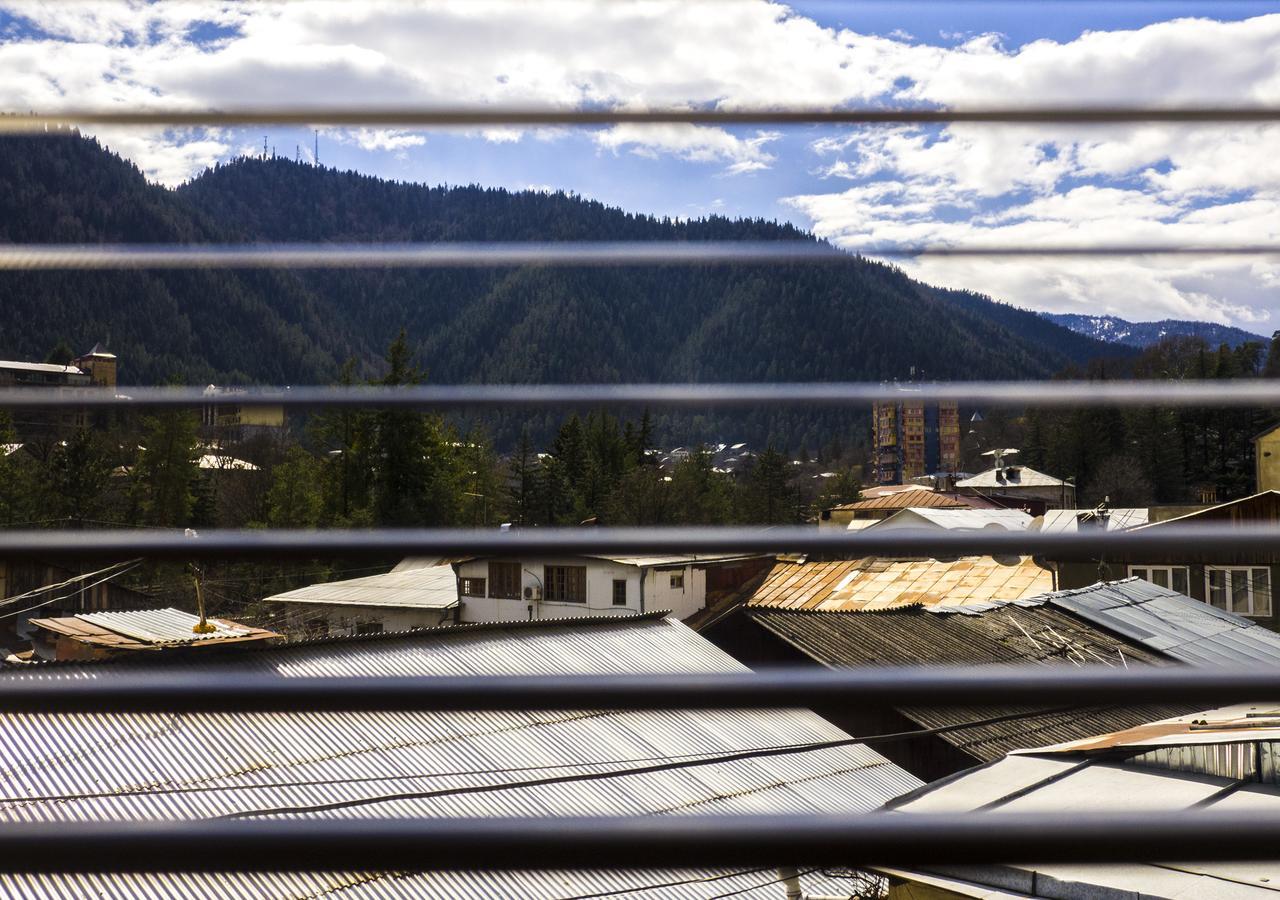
[595,124,779,175]
[2,1,1280,324]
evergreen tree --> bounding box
[507,428,538,526]
[669,447,734,525]
[266,447,324,528]
[135,410,200,527]
[44,428,114,526]
[745,444,790,523]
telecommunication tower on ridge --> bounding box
[314,130,319,166]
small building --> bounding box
[880,703,1280,899]
[708,578,1280,781]
[28,608,279,661]
[1051,490,1280,630]
[453,553,771,623]
[954,449,1075,510]
[868,507,1035,532]
[0,612,921,899]
[819,487,980,530]
[263,564,461,636]
[200,385,286,432]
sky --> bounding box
[1,0,1279,330]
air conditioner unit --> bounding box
[524,586,542,601]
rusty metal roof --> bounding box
[29,608,279,651]
[834,489,971,512]
[745,556,1054,612]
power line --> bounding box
[0,559,140,610]
[556,868,775,900]
[0,705,1063,808]
[212,706,1077,821]
[0,562,143,621]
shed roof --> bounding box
[1037,508,1149,533]
[0,613,920,898]
[264,564,461,610]
[29,608,279,651]
[747,604,1184,762]
[956,465,1069,489]
[834,489,971,512]
[1031,578,1280,666]
[886,747,1280,897]
[746,556,1054,612]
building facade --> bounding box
[454,554,768,623]
[872,396,960,485]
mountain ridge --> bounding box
[0,132,1133,445]
[1042,312,1268,350]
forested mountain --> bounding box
[0,131,1127,445]
[1043,313,1267,350]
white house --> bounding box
[454,553,767,623]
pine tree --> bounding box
[135,410,200,527]
[266,447,324,528]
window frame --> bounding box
[544,565,587,604]
[459,576,487,598]
[1127,565,1191,597]
[488,561,522,600]
[669,572,685,590]
[1205,566,1272,618]
[612,579,628,607]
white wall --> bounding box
[643,564,705,620]
[275,602,455,637]
[455,557,710,623]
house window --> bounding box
[489,562,521,600]
[459,577,487,598]
[544,566,587,603]
[612,579,628,606]
[1206,567,1272,617]
[670,572,685,590]
[1128,566,1190,597]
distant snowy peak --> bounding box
[1041,313,1267,350]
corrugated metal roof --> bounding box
[1037,508,1149,533]
[834,489,970,512]
[747,605,1185,762]
[29,608,279,650]
[887,753,1280,897]
[265,565,461,610]
[869,508,1034,531]
[0,614,921,898]
[956,465,1068,488]
[746,557,1054,612]
[1033,578,1280,667]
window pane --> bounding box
[1151,569,1170,589]
[1230,570,1251,614]
[1255,569,1272,617]
[1131,568,1148,581]
[612,579,627,606]
[1172,568,1189,596]
[1208,570,1228,609]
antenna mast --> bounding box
[314,130,319,166]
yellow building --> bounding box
[1256,422,1280,493]
[71,343,117,388]
[201,385,286,430]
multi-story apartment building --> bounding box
[872,393,960,485]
